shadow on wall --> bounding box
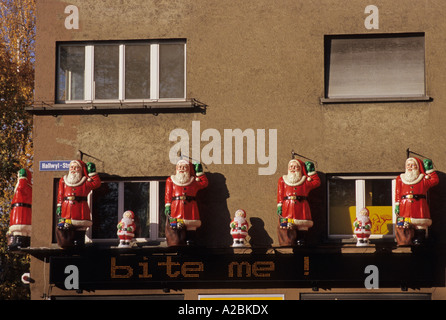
[309,172,327,245]
[424,170,446,287]
[248,217,273,248]
[197,172,275,248]
[197,172,233,247]
[428,171,446,245]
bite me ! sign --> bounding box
[48,248,435,291]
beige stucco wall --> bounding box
[30,0,446,299]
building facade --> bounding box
[24,0,446,300]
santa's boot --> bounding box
[413,229,426,246]
[296,230,308,246]
[73,230,86,248]
[186,230,197,246]
[8,235,30,251]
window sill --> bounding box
[26,99,207,116]
[19,242,420,259]
[320,96,432,104]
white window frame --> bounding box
[86,180,166,244]
[327,175,397,240]
[57,40,186,104]
[322,33,429,103]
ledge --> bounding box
[18,242,417,260]
[26,99,207,116]
[320,96,433,104]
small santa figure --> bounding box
[164,159,208,246]
[353,208,372,246]
[230,209,249,247]
[7,168,32,250]
[117,210,136,247]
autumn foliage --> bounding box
[0,0,35,300]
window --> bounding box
[89,179,167,242]
[327,174,396,239]
[56,40,186,102]
[323,33,428,102]
[57,45,85,101]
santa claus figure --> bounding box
[56,160,101,248]
[7,168,32,250]
[164,159,208,246]
[353,208,372,246]
[395,157,439,245]
[117,210,136,248]
[277,159,321,246]
[230,209,249,247]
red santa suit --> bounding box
[165,161,208,230]
[395,157,439,230]
[277,159,321,230]
[117,210,136,246]
[57,160,101,230]
[8,169,32,237]
[353,208,372,244]
[230,209,249,245]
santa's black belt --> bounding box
[12,203,32,209]
[64,196,88,202]
[172,196,196,202]
[283,196,307,201]
[401,194,426,200]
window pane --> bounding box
[328,179,356,235]
[57,46,85,101]
[125,45,150,99]
[364,179,393,235]
[159,44,185,99]
[124,182,150,238]
[91,182,119,239]
[94,45,119,99]
[158,181,166,238]
[326,34,425,98]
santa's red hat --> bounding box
[123,210,135,219]
[235,209,247,218]
[406,157,425,174]
[70,160,89,177]
[176,159,196,177]
[289,159,308,176]
[359,207,370,216]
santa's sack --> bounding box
[55,227,75,248]
[277,225,298,246]
[165,220,187,246]
[395,226,414,246]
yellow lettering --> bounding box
[138,257,152,278]
[252,261,274,277]
[228,261,252,277]
[181,262,204,278]
[110,257,133,279]
[304,256,310,276]
[158,256,181,277]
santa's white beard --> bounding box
[175,171,190,184]
[121,217,133,226]
[404,169,420,182]
[234,216,246,224]
[65,171,82,185]
[286,171,302,184]
[358,215,369,223]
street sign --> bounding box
[39,161,71,172]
